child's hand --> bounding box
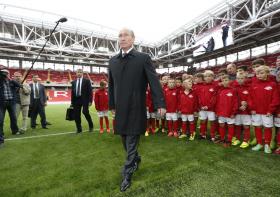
[277,114,280,118]
[241,101,247,106]
[230,115,235,119]
[251,111,256,115]
[266,113,272,117]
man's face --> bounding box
[14,74,22,83]
[119,29,135,50]
[33,76,39,83]
[76,70,83,78]
[256,70,268,80]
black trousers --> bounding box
[0,101,19,136]
[121,135,140,177]
[30,99,47,128]
[73,101,93,131]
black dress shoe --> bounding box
[76,130,82,134]
[89,127,94,132]
[46,122,52,125]
[42,127,48,129]
[120,176,131,192]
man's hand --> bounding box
[157,108,166,117]
[111,109,116,116]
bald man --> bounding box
[108,28,166,192]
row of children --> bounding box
[145,58,280,154]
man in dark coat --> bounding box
[29,75,48,129]
[71,69,94,133]
[108,28,166,192]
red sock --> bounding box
[227,125,235,142]
[99,117,104,130]
[277,129,280,146]
[255,127,263,145]
[264,127,272,145]
[243,127,250,142]
[151,118,156,131]
[156,119,160,128]
[190,122,195,135]
[173,121,178,133]
[182,122,187,134]
[210,122,217,138]
[235,125,242,140]
[219,126,226,140]
[200,122,207,136]
[104,116,109,129]
[168,120,173,133]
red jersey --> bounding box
[94,88,109,111]
[176,86,184,96]
[215,86,238,118]
[164,88,178,113]
[196,82,217,111]
[146,88,154,112]
[235,83,251,115]
[193,82,204,95]
[178,90,198,114]
[248,78,280,114]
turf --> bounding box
[0,105,280,197]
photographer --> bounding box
[0,67,21,146]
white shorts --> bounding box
[97,111,109,117]
[218,116,235,124]
[199,111,216,121]
[166,113,178,121]
[235,114,251,126]
[181,114,194,122]
[146,112,156,119]
[155,111,164,119]
[274,117,280,127]
[251,114,273,128]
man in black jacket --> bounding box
[108,28,166,192]
[0,68,21,146]
[71,69,93,133]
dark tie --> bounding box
[35,84,39,98]
[122,53,127,58]
[77,79,81,96]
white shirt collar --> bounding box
[121,47,133,56]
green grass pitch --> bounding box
[0,105,280,197]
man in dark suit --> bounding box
[71,69,93,133]
[108,28,166,192]
[30,74,48,129]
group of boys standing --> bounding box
[145,58,280,155]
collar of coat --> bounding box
[116,48,136,59]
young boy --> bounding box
[234,73,251,148]
[249,66,280,153]
[165,78,179,137]
[274,70,280,154]
[197,70,217,140]
[178,79,198,140]
[215,75,238,147]
[94,80,110,133]
[176,77,184,134]
[145,87,156,136]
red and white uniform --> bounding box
[94,88,109,117]
[248,78,280,127]
[235,83,251,126]
[197,82,217,121]
[164,88,178,120]
[178,90,198,122]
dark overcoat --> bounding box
[108,49,165,135]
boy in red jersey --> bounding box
[215,75,238,147]
[145,87,156,136]
[197,70,217,141]
[233,73,252,148]
[178,79,198,141]
[165,78,179,137]
[94,80,110,133]
[175,77,184,134]
[274,70,280,154]
[249,66,280,153]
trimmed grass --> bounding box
[0,105,279,197]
